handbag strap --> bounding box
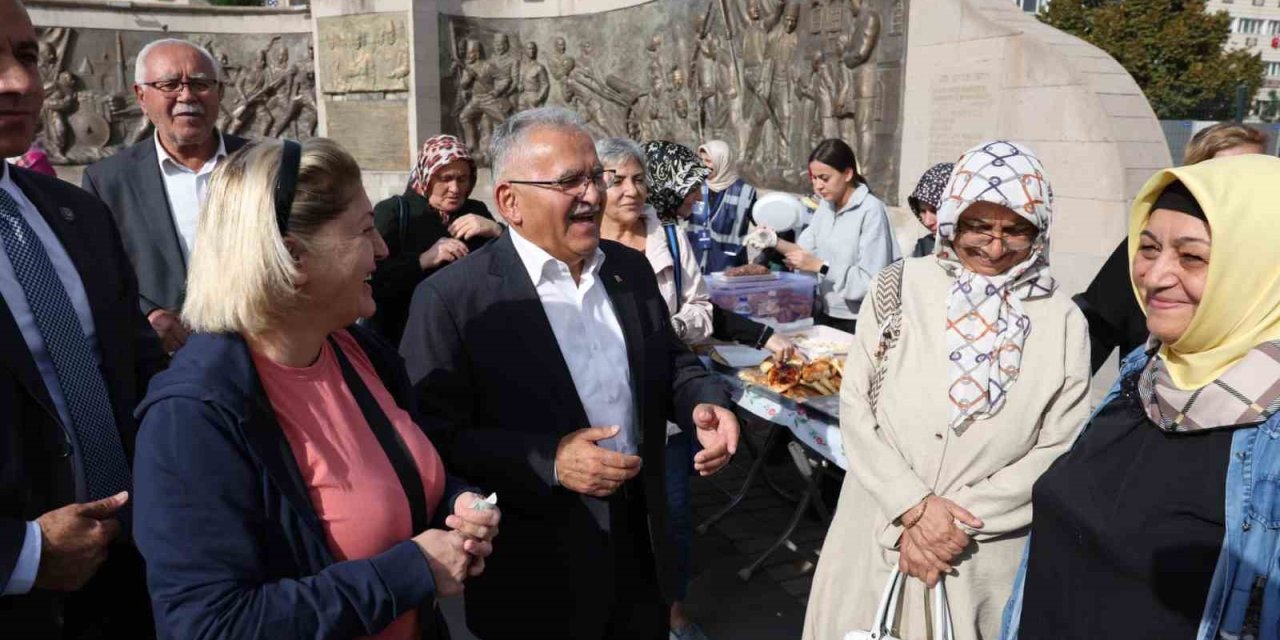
[328,336,430,534]
[867,569,955,640]
[663,221,683,308]
[869,260,905,414]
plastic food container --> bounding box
[706,271,817,331]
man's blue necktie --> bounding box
[0,188,130,500]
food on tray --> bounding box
[739,354,845,399]
[723,263,771,278]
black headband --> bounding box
[274,140,302,236]
[1152,180,1207,222]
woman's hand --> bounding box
[420,237,469,270]
[897,496,983,586]
[412,529,471,597]
[783,248,824,273]
[449,214,502,241]
[764,333,796,361]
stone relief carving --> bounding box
[30,27,315,165]
[317,14,410,95]
[441,0,907,196]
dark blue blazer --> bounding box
[133,324,471,640]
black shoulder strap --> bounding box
[395,196,408,251]
[328,336,429,534]
[663,222,683,307]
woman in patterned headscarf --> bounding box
[803,141,1091,640]
[370,134,500,344]
[907,162,954,258]
[1003,154,1280,640]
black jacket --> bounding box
[81,133,250,315]
[399,232,731,639]
[0,165,166,636]
[370,191,494,345]
[1074,239,1149,374]
[133,325,472,639]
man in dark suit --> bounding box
[82,37,248,353]
[400,107,740,640]
[0,0,167,635]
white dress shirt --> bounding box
[509,229,636,456]
[0,164,101,596]
[155,132,227,258]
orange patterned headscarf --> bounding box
[408,135,477,200]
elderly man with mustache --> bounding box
[82,38,249,354]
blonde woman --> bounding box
[132,139,499,639]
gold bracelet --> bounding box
[902,495,931,529]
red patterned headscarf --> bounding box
[408,135,477,200]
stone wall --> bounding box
[899,0,1171,295]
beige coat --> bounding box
[803,257,1091,640]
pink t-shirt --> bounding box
[252,330,447,640]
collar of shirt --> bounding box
[154,130,227,177]
[831,183,871,217]
[509,227,607,288]
[0,161,24,205]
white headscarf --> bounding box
[698,140,741,193]
[935,141,1057,432]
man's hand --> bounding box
[447,493,500,546]
[554,426,642,497]
[448,214,502,241]
[691,404,740,476]
[420,237,469,270]
[34,491,128,591]
[147,309,189,353]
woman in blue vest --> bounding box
[1002,154,1280,639]
[688,140,758,274]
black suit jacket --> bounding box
[399,232,730,640]
[0,166,167,635]
[81,133,249,314]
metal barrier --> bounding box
[1161,120,1280,163]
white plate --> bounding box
[753,192,806,232]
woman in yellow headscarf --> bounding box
[1001,154,1280,640]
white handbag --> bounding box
[843,568,954,640]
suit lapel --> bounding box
[129,142,187,274]
[488,233,590,432]
[0,293,58,422]
[599,253,645,426]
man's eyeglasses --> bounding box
[140,78,221,95]
[954,224,1038,252]
[508,168,609,198]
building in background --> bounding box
[1210,0,1280,117]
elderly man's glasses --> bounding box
[954,223,1038,252]
[508,168,609,198]
[140,78,221,95]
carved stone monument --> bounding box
[438,0,909,198]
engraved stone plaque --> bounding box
[324,99,410,171]
[317,13,411,95]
